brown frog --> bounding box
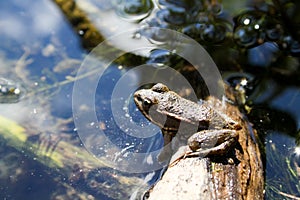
[134,83,240,162]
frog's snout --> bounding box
[133,92,142,103]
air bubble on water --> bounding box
[147,49,171,65]
[78,30,84,35]
[243,18,251,25]
[0,78,26,103]
[254,24,260,30]
[240,78,248,86]
[118,65,123,70]
[115,0,154,22]
[1,87,7,93]
[133,32,141,39]
[13,88,20,94]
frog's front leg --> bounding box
[157,132,173,162]
[186,129,238,157]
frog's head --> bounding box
[134,83,170,128]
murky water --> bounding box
[0,0,299,199]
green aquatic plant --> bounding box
[265,133,300,199]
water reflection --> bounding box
[0,0,61,45]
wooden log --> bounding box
[147,86,264,200]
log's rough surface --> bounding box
[147,86,264,200]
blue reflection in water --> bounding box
[95,64,163,154]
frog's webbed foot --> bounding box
[169,149,192,167]
[157,131,175,163]
[169,139,236,167]
[168,146,191,167]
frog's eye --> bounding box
[142,98,152,107]
[152,83,169,93]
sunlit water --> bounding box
[0,0,299,199]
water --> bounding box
[0,0,299,199]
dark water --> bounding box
[0,0,299,199]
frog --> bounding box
[133,83,241,163]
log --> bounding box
[146,86,264,200]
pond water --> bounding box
[0,0,299,199]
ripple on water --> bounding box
[114,0,154,22]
